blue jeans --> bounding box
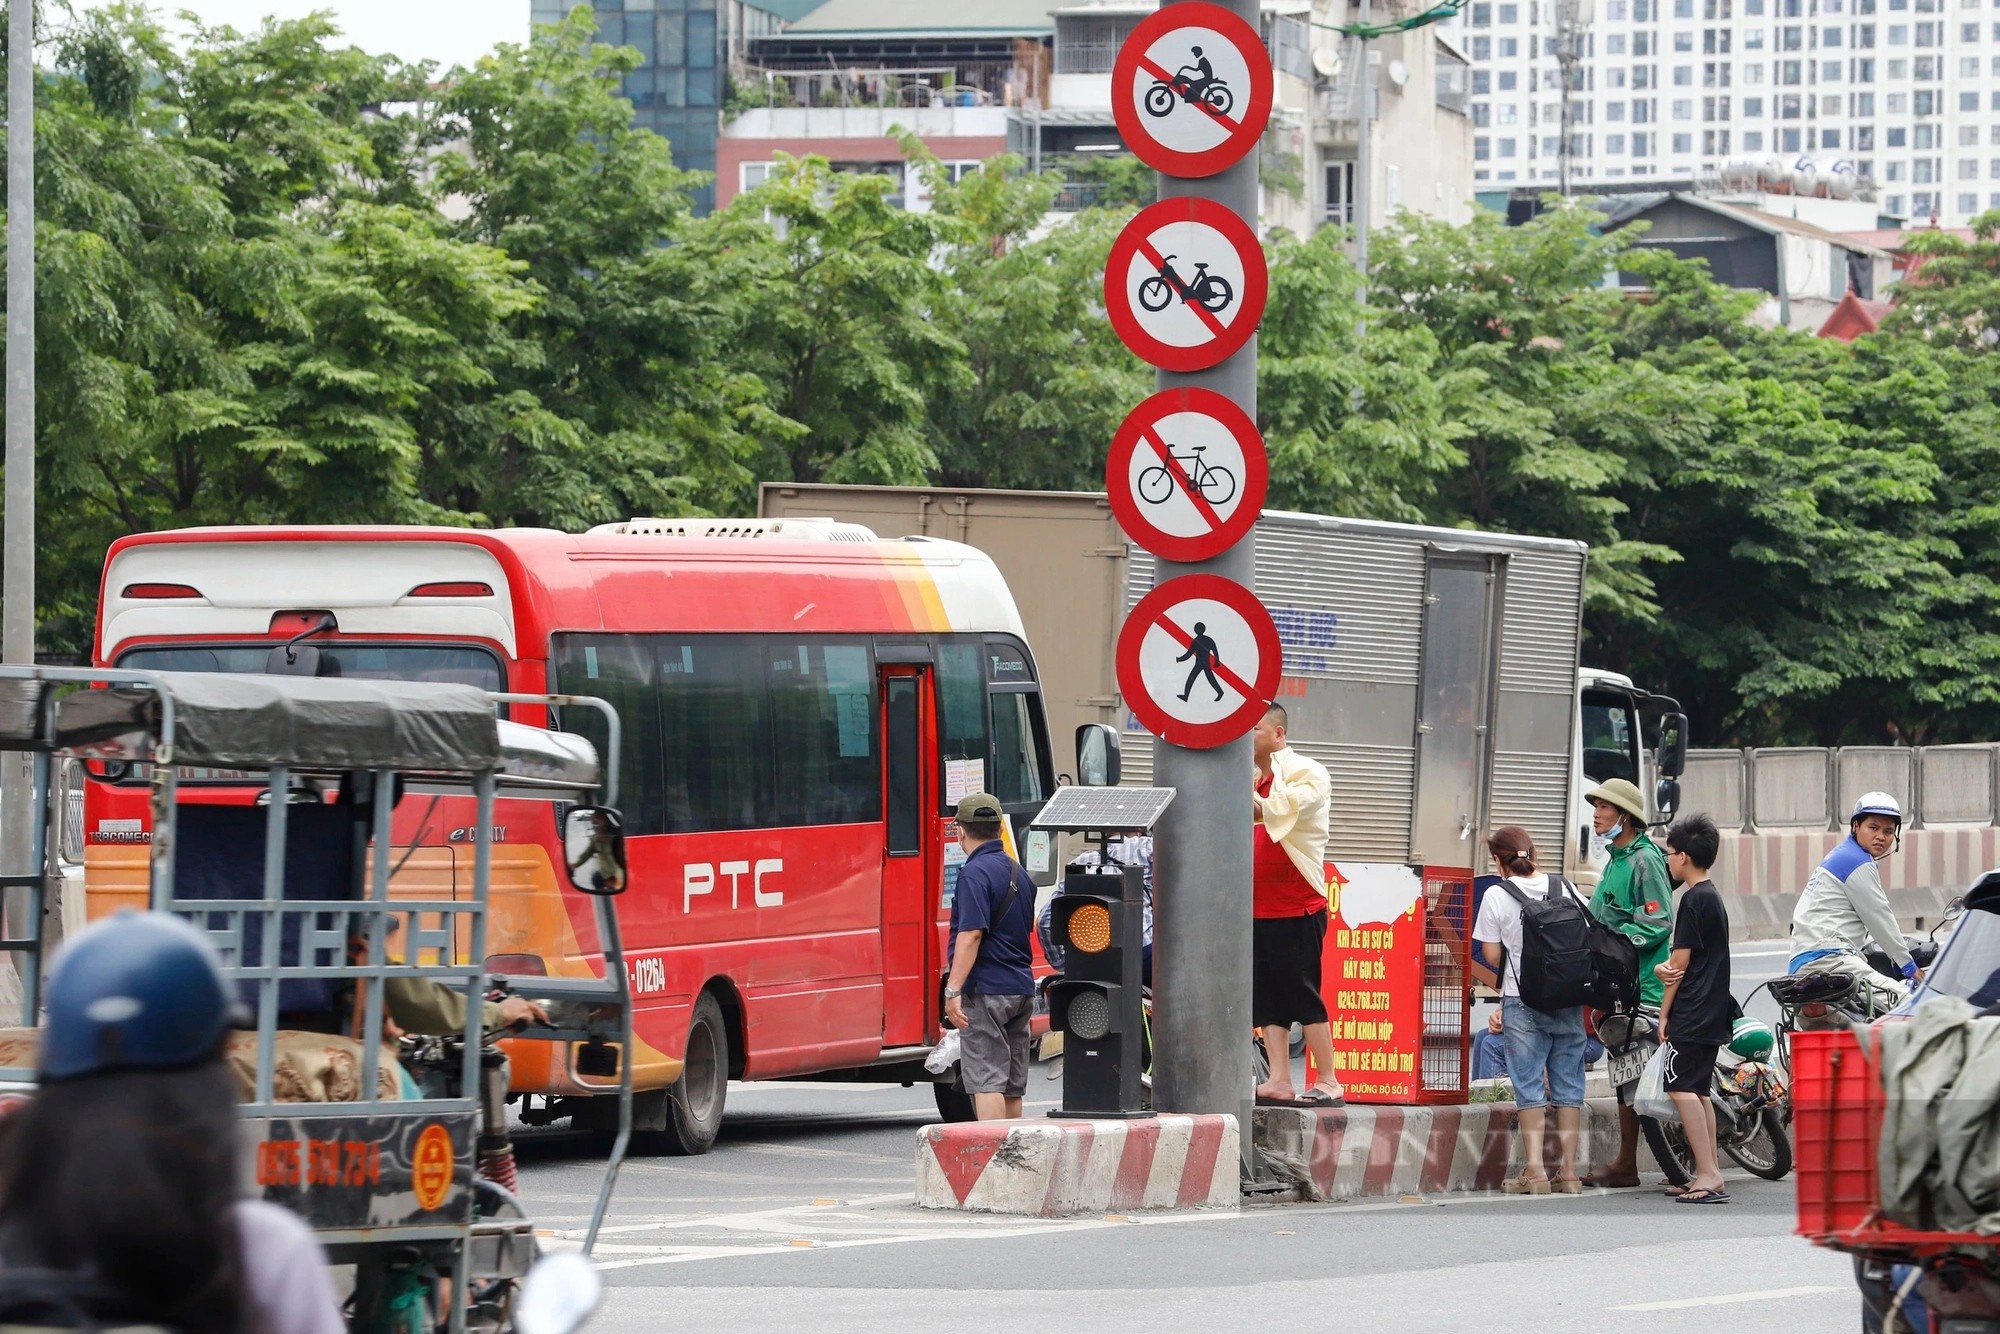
[1500,997,1588,1110]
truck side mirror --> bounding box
[1655,776,1681,823]
[1076,724,1121,788]
[563,806,628,896]
[1657,711,1689,779]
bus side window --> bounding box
[936,639,987,809]
[988,690,1046,806]
[553,635,668,836]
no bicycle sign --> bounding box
[1106,387,1268,564]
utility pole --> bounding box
[1555,0,1593,196]
[1354,0,1373,291]
[1144,0,1260,1171]
[3,0,36,1015]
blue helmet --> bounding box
[40,912,237,1082]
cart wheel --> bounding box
[654,992,730,1155]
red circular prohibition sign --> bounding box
[1111,1,1275,178]
[1117,574,1283,750]
[1105,196,1269,374]
[1106,387,1268,564]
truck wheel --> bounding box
[932,1080,976,1123]
[1639,1114,1694,1187]
[653,993,729,1156]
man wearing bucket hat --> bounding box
[1582,776,1675,1188]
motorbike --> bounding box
[1601,1007,1795,1185]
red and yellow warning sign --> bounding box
[411,1122,454,1211]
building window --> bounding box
[1887,193,1905,212]
[1672,97,1693,116]
[1888,159,1908,178]
[1705,28,1733,50]
[1822,127,1842,146]
[1914,158,1938,182]
[1854,57,1876,79]
[1781,126,1802,149]
[1960,192,1979,213]
[1608,100,1628,118]
[1704,94,1734,116]
[1474,103,1493,125]
[1676,64,1694,83]
[1672,132,1694,152]
[1745,129,1765,147]
[1889,126,1908,144]
[1609,0,1629,15]
[1855,21,1877,43]
[1781,91,1803,114]
[1676,0,1695,13]
[1745,94,1767,113]
[1498,103,1519,122]
[1632,131,1652,154]
[1499,1,1519,18]
[1889,57,1910,74]
[1888,91,1909,110]
[1472,36,1492,56]
[1474,70,1493,93]
[1781,58,1804,81]
[1676,30,1696,50]
[1472,1,1493,21]
[1636,33,1654,55]
[1608,33,1629,52]
[1917,18,1942,40]
[1825,59,1843,78]
[1963,157,1982,178]
[1499,137,1518,156]
[1964,125,1982,146]
[1476,136,1492,159]
[1705,128,1733,152]
[1915,54,1939,77]
[1915,89,1937,112]
[1855,100,1876,122]
[1607,132,1628,151]
[1500,37,1519,55]
[1857,124,1876,147]
[1499,70,1518,88]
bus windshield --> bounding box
[117,643,504,691]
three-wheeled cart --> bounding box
[0,667,636,1334]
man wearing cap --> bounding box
[944,793,1037,1120]
[1582,777,1675,1188]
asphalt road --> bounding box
[514,936,1866,1333]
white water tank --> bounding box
[1823,158,1858,199]
[1790,154,1821,197]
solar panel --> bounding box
[1030,786,1177,832]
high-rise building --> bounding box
[1448,0,2000,226]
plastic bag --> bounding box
[1633,1043,1676,1121]
[925,1029,961,1075]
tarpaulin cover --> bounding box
[55,670,503,773]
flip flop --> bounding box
[1675,1187,1731,1204]
[1582,1170,1641,1188]
[1297,1087,1346,1108]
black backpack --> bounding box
[1500,874,1632,1013]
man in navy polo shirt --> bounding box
[944,792,1036,1120]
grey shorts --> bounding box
[960,993,1034,1096]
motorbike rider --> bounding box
[1787,791,1922,1015]
[1579,777,1675,1189]
[0,912,344,1334]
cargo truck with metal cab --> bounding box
[758,483,1688,882]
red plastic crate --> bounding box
[1792,1028,1991,1250]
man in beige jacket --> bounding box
[1252,704,1344,1107]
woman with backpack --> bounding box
[0,912,344,1334]
[1473,826,1589,1194]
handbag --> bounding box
[1633,1043,1677,1120]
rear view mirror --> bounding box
[1657,711,1689,779]
[1943,895,1967,924]
[265,643,321,677]
[563,806,628,896]
[1655,777,1681,823]
[515,1251,603,1334]
[1076,723,1121,788]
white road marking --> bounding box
[1611,1285,1841,1311]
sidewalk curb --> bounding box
[914,1113,1239,1217]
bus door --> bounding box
[881,664,939,1046]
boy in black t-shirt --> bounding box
[1658,813,1733,1204]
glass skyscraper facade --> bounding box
[531,0,724,214]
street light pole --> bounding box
[1354,0,1372,292]
[3,0,35,917]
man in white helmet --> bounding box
[1786,791,1921,1015]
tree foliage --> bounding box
[9,6,2000,745]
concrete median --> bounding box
[915,1113,1239,1217]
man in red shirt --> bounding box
[1252,704,1343,1108]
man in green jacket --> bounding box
[1582,777,1676,1188]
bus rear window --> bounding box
[118,644,504,691]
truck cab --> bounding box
[1572,667,1688,887]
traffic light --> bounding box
[1046,861,1147,1117]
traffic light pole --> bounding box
[1147,0,1258,1174]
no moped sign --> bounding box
[1117,574,1282,750]
[1105,196,1268,373]
[1112,2,1274,177]
[1106,387,1268,564]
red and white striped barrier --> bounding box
[1252,1099,1624,1198]
[915,1113,1239,1217]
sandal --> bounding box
[1553,1177,1584,1194]
[1582,1169,1641,1189]
[1502,1175,1552,1195]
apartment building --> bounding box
[1447,0,2000,225]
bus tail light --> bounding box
[121,583,202,599]
[406,581,494,598]
[486,954,549,976]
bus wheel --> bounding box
[656,993,730,1156]
[932,1080,976,1123]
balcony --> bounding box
[724,105,1010,142]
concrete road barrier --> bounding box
[1252,1098,1627,1200]
[915,1113,1238,1217]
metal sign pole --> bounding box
[1147,0,1258,1171]
[2,0,37,1016]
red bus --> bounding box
[87,519,1057,1151]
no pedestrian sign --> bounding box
[1112,2,1273,178]
[1105,196,1268,373]
[1106,387,1268,564]
[1117,574,1282,750]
